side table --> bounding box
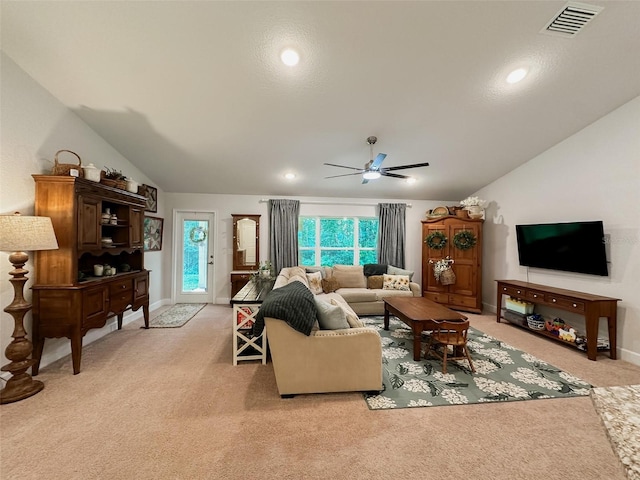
[230,278,274,365]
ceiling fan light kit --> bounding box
[324,136,429,184]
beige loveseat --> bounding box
[261,267,383,397]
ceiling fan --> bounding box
[324,136,429,184]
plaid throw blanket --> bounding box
[252,281,318,336]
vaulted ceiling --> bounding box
[3,1,639,200]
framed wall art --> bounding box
[144,216,163,251]
[140,184,158,213]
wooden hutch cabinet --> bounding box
[422,216,483,313]
[31,175,150,375]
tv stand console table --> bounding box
[496,280,620,361]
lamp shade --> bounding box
[0,213,58,252]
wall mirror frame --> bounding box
[232,214,260,271]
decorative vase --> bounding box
[102,208,111,224]
[466,205,484,219]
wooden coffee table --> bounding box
[384,297,468,361]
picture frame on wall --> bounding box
[144,216,163,251]
[140,184,158,213]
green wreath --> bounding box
[453,230,477,250]
[425,231,447,250]
[189,226,208,244]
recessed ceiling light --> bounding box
[284,173,296,180]
[280,49,300,66]
[362,171,381,180]
[405,177,416,185]
[506,68,527,84]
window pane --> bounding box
[321,249,354,266]
[298,217,316,247]
[320,218,353,248]
[182,220,209,292]
[359,250,377,265]
[299,250,315,266]
[359,218,378,248]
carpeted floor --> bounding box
[2,305,639,480]
[363,316,591,409]
[591,384,640,480]
[148,303,206,328]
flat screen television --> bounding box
[515,220,608,276]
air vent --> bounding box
[541,2,603,37]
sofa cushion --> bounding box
[332,265,366,288]
[305,266,327,279]
[330,299,364,328]
[278,266,310,288]
[306,271,323,295]
[363,263,387,276]
[373,289,414,301]
[367,275,384,290]
[252,281,317,336]
[314,298,350,330]
[383,274,411,291]
[336,287,377,303]
[387,265,414,281]
[321,277,339,293]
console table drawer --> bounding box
[548,295,585,312]
[526,290,546,302]
[500,285,525,298]
[110,278,133,295]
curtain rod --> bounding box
[259,199,412,208]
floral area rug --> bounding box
[591,385,640,480]
[362,316,591,410]
[149,304,206,328]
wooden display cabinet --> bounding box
[31,175,150,375]
[422,216,483,313]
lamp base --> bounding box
[0,372,44,404]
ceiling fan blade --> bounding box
[361,177,369,184]
[369,153,387,170]
[380,172,409,179]
[325,172,365,179]
[382,162,430,172]
[324,162,364,171]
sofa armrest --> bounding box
[410,282,421,297]
[265,318,382,395]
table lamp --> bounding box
[0,212,58,404]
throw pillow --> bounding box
[363,263,387,277]
[387,265,414,281]
[305,266,326,279]
[306,271,323,295]
[314,298,350,330]
[321,277,339,293]
[367,275,384,290]
[330,299,364,328]
[332,265,366,288]
[383,274,411,291]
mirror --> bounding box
[232,214,260,271]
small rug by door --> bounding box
[362,316,591,410]
[591,385,640,480]
[149,304,206,328]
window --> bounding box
[298,216,378,266]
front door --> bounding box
[174,211,215,304]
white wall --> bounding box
[163,194,453,303]
[476,96,640,365]
[0,53,165,372]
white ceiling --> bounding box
[3,1,640,201]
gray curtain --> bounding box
[268,199,300,274]
[377,203,406,268]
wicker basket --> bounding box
[526,314,546,330]
[440,267,456,286]
[100,177,127,190]
[51,150,83,177]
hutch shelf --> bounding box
[31,175,150,375]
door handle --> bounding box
[208,262,214,265]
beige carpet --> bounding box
[1,305,639,480]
